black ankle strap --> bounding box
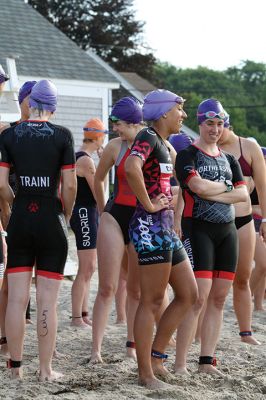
[7,359,22,368]
[0,337,7,345]
[199,356,213,365]
[82,311,89,317]
[239,331,252,337]
[126,341,136,349]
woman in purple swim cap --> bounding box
[175,98,248,376]
[0,79,77,381]
[124,89,197,389]
[218,114,266,344]
[90,97,144,363]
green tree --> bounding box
[27,0,156,80]
[152,61,266,144]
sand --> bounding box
[0,230,266,400]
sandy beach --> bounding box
[0,230,266,400]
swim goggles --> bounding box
[197,111,226,119]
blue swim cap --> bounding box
[109,97,143,124]
[197,99,226,125]
[18,81,37,105]
[143,89,185,121]
[169,133,193,153]
[29,80,57,112]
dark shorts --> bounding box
[70,205,98,250]
[129,207,187,266]
[104,202,135,245]
[6,197,68,280]
[235,214,253,230]
[182,218,238,280]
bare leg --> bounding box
[36,275,63,381]
[71,248,96,328]
[91,213,125,363]
[6,271,32,379]
[250,235,266,311]
[115,251,127,324]
[0,272,8,356]
[175,278,211,375]
[135,259,197,388]
[81,285,92,325]
[233,222,260,344]
[194,301,207,343]
[125,244,140,359]
[199,278,232,376]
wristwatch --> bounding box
[224,180,233,192]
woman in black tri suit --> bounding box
[0,79,76,380]
[175,99,248,376]
[70,118,107,328]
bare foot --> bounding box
[70,320,90,329]
[82,316,92,326]
[89,352,104,364]
[167,336,176,348]
[38,370,64,382]
[174,366,190,376]
[138,376,172,389]
[26,318,33,325]
[151,358,170,378]
[194,337,201,344]
[53,349,67,359]
[126,347,137,360]
[10,367,23,380]
[241,336,261,345]
[198,364,225,377]
[115,319,126,325]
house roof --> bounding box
[0,0,118,83]
[119,72,156,96]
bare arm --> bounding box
[125,155,169,212]
[174,187,184,237]
[200,185,248,204]
[251,143,266,240]
[188,175,229,196]
[0,167,14,229]
[94,139,118,214]
[61,168,77,223]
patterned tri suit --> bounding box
[0,120,75,280]
[129,127,187,266]
[175,144,245,280]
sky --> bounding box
[134,0,266,71]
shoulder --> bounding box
[103,137,122,154]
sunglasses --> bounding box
[197,111,226,119]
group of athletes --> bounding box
[0,65,265,389]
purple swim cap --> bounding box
[18,81,37,105]
[143,89,185,121]
[109,97,143,124]
[169,133,193,153]
[261,147,266,156]
[197,98,226,125]
[29,79,57,112]
[0,64,9,84]
[223,111,230,128]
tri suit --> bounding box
[104,140,136,245]
[70,151,98,250]
[128,127,187,266]
[175,144,245,279]
[0,120,75,279]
